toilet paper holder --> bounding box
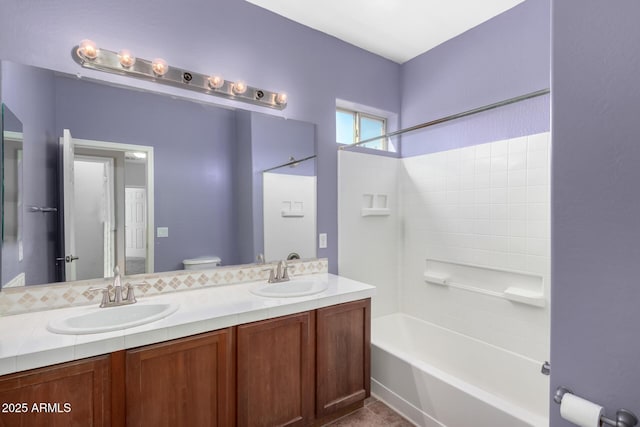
[555,387,638,427]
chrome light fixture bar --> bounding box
[71,41,288,110]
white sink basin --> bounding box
[251,279,328,298]
[47,303,179,335]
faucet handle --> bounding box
[262,268,276,283]
[276,260,286,280]
[120,281,148,304]
[88,285,113,307]
[88,285,113,294]
[281,261,290,281]
[123,284,137,304]
[113,265,121,277]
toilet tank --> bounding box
[182,256,222,270]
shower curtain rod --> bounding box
[262,154,317,173]
[338,88,550,151]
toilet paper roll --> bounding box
[560,393,604,427]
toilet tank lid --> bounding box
[183,256,222,265]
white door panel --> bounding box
[125,187,146,258]
[61,129,78,281]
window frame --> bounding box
[336,107,388,151]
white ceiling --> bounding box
[246,0,525,64]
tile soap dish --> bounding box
[361,193,391,216]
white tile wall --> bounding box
[338,133,550,361]
[338,151,400,318]
[400,132,550,361]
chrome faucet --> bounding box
[113,266,124,303]
[264,260,291,284]
[89,266,139,308]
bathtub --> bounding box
[371,314,549,427]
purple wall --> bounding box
[401,94,550,157]
[2,104,21,132]
[235,110,255,265]
[400,0,550,157]
[0,62,59,286]
[54,76,239,271]
[0,0,402,273]
[550,0,640,423]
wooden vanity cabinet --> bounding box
[125,328,235,427]
[316,299,371,418]
[0,298,371,427]
[0,355,111,427]
[235,299,371,426]
[236,311,315,427]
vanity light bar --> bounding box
[71,41,288,110]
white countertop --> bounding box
[0,273,375,376]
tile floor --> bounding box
[324,396,414,426]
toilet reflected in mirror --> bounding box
[182,256,221,271]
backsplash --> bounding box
[0,258,328,316]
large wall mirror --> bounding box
[0,60,317,289]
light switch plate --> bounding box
[319,233,327,249]
[157,227,169,238]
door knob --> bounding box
[65,255,80,263]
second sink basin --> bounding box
[47,302,179,335]
[251,279,328,298]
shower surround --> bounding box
[339,132,550,425]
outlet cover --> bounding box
[319,233,327,249]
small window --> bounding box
[336,108,388,151]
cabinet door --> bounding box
[126,328,235,427]
[237,311,315,427]
[0,355,111,427]
[316,299,371,417]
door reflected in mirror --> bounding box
[61,130,153,281]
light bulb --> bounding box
[208,75,224,89]
[232,81,247,95]
[151,58,168,76]
[78,39,98,60]
[118,49,136,68]
[275,92,288,105]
